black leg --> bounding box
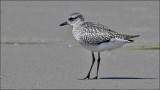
[79,51,95,80]
[93,52,101,79]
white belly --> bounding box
[80,41,125,52]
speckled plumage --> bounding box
[67,13,139,51]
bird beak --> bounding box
[59,21,69,26]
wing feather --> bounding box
[79,22,139,44]
[80,33,110,44]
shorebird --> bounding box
[59,12,139,80]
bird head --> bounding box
[60,12,84,27]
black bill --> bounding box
[59,21,68,26]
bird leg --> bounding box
[93,52,101,79]
[79,51,95,80]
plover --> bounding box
[59,12,139,80]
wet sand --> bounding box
[1,1,159,89]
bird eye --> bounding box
[68,17,75,21]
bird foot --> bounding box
[78,75,90,80]
[92,76,98,79]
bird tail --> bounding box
[126,35,140,43]
[113,34,140,43]
[128,35,140,39]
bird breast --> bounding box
[72,27,83,42]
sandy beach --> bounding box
[1,1,159,89]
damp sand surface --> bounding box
[1,1,159,89]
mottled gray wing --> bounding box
[79,22,140,44]
[80,33,111,44]
[81,22,118,34]
[79,22,118,44]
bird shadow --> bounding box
[99,77,156,80]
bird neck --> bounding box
[73,20,84,27]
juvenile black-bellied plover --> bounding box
[59,12,139,80]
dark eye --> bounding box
[68,17,75,21]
